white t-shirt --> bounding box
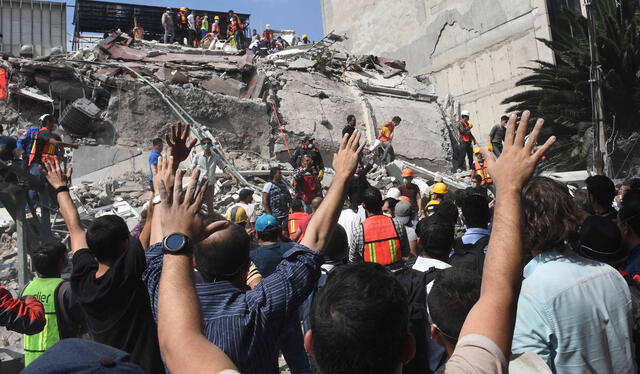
[405,226,417,243]
[412,257,451,294]
[338,208,362,250]
[187,14,196,30]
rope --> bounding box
[271,102,291,156]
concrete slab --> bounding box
[73,145,144,179]
[288,58,317,70]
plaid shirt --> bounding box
[349,214,410,263]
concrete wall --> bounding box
[0,0,66,57]
[321,0,554,142]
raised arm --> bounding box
[301,130,363,252]
[0,287,45,335]
[43,160,87,252]
[458,111,555,357]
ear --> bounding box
[401,333,416,365]
[304,330,314,355]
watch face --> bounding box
[165,233,187,252]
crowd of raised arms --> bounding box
[3,110,640,374]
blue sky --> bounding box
[66,0,324,42]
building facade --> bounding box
[0,0,66,57]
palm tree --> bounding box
[503,0,640,174]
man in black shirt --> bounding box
[488,115,508,157]
[342,114,356,138]
[42,159,164,374]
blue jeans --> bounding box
[279,315,310,374]
[28,163,58,212]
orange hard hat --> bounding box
[401,168,413,177]
[399,196,411,202]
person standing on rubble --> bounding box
[177,7,188,45]
[228,10,245,49]
[293,154,322,213]
[161,8,174,44]
[200,15,209,42]
[187,9,197,48]
[190,138,236,214]
[368,116,401,163]
[343,114,357,138]
[488,115,508,157]
[148,138,163,192]
[399,168,423,219]
[211,16,221,39]
[457,110,476,171]
[262,166,291,229]
[263,25,274,47]
[291,137,325,179]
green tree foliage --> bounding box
[502,0,640,172]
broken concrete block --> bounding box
[167,69,189,84]
[201,75,246,97]
[288,58,317,70]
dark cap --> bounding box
[578,215,626,267]
[23,339,145,373]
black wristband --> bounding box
[55,186,70,194]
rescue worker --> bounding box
[427,182,448,216]
[290,137,325,176]
[368,116,401,163]
[292,154,322,213]
[22,241,83,366]
[177,7,188,45]
[349,187,410,267]
[472,147,494,194]
[228,18,238,46]
[301,34,310,44]
[488,115,508,157]
[228,10,245,49]
[263,24,274,47]
[200,15,209,41]
[161,8,174,44]
[287,199,310,242]
[399,168,423,218]
[457,110,476,171]
[211,16,221,39]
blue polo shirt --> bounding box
[148,151,161,182]
[250,241,297,277]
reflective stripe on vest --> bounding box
[361,215,401,265]
[28,128,56,166]
[474,161,493,185]
[22,277,64,366]
[288,212,309,240]
[378,121,395,142]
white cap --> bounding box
[385,187,401,199]
[461,110,470,117]
[266,24,271,29]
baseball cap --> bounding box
[23,339,144,373]
[394,201,412,225]
[255,214,278,232]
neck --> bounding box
[96,262,112,278]
[366,211,381,218]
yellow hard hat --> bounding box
[302,34,308,39]
[474,147,481,154]
[214,15,220,20]
[426,200,441,208]
[180,7,186,11]
[432,182,448,195]
[260,37,266,41]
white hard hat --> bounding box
[385,187,401,199]
[461,110,470,117]
[266,24,271,29]
[39,114,54,122]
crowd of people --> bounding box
[1,108,640,374]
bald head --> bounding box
[194,223,250,283]
[311,196,323,213]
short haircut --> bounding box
[453,189,467,207]
[428,267,481,344]
[417,214,454,261]
[435,201,459,226]
[522,177,581,254]
[363,187,383,214]
[269,166,281,180]
[194,223,250,283]
[392,116,402,122]
[29,241,67,277]
[472,174,482,184]
[461,194,490,228]
[501,115,509,121]
[291,198,304,212]
[347,114,355,122]
[86,215,130,263]
[325,225,348,263]
[383,197,398,212]
[620,190,640,236]
[585,175,616,207]
[311,263,409,374]
[202,137,212,144]
[238,189,253,202]
[152,138,163,147]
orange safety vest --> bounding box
[28,127,57,166]
[378,121,395,142]
[288,212,310,241]
[458,120,473,143]
[263,29,274,42]
[362,215,402,265]
[474,160,493,185]
[0,67,7,100]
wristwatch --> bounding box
[162,233,191,254]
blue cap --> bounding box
[255,214,278,232]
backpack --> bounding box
[450,235,490,276]
[394,261,443,374]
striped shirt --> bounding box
[143,242,322,374]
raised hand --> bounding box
[42,159,72,189]
[165,121,197,169]
[481,110,555,191]
[332,130,365,178]
[152,155,176,197]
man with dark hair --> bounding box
[295,196,323,242]
[250,214,310,374]
[143,129,365,373]
[349,187,409,267]
[305,262,415,374]
[467,174,488,198]
[620,190,640,276]
[450,194,491,275]
[369,116,401,163]
[456,110,476,171]
[228,10,244,49]
[512,176,635,372]
[43,157,164,373]
[293,154,322,213]
[585,175,617,219]
[262,166,291,227]
[22,241,83,365]
[0,124,17,161]
[225,189,256,227]
[428,268,481,373]
[290,137,325,172]
[190,137,235,214]
[488,115,508,157]
[149,138,163,191]
[288,198,309,241]
[347,162,372,211]
[343,114,357,138]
